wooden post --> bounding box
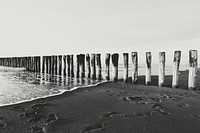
[105,53,111,80]
[91,54,96,80]
[27,57,29,70]
[58,55,62,75]
[86,54,91,78]
[45,56,49,74]
[172,51,181,88]
[67,55,70,77]
[26,57,28,69]
[30,56,35,71]
[21,57,24,68]
[76,55,80,78]
[16,57,19,68]
[34,57,37,72]
[29,57,32,70]
[96,54,102,80]
[79,54,85,78]
[36,56,38,72]
[30,57,32,70]
[63,55,67,76]
[158,52,165,87]
[48,56,52,74]
[54,55,58,75]
[188,50,198,90]
[131,52,138,84]
[36,56,39,72]
[146,52,152,85]
[18,57,21,68]
[70,55,74,78]
[112,53,119,82]
[51,55,54,75]
[123,53,129,83]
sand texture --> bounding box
[0,81,200,133]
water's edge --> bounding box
[0,80,108,108]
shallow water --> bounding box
[0,66,101,106]
[0,63,189,106]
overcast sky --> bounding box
[0,0,200,64]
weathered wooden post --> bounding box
[11,58,13,67]
[31,57,34,71]
[29,57,32,70]
[91,54,96,80]
[70,55,74,78]
[16,57,19,68]
[26,57,29,70]
[21,57,24,68]
[96,54,102,80]
[34,56,37,72]
[105,53,111,80]
[158,52,165,87]
[0,58,2,66]
[29,57,31,70]
[67,55,70,77]
[58,55,62,75]
[27,57,29,70]
[20,57,23,68]
[76,55,80,78]
[172,51,181,88]
[26,57,28,69]
[146,52,152,85]
[45,56,49,74]
[10,58,12,67]
[131,52,138,84]
[36,56,39,71]
[48,56,52,74]
[188,50,198,90]
[51,55,54,75]
[86,54,91,78]
[54,55,58,75]
[42,56,45,73]
[123,53,129,83]
[112,53,119,82]
[7,58,9,67]
[24,57,27,68]
[79,54,85,78]
[18,57,21,68]
[38,56,41,72]
[11,57,14,67]
[35,56,38,72]
[17,57,19,68]
[19,57,22,68]
[63,55,67,76]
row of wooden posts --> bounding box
[0,50,198,89]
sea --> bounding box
[0,63,192,106]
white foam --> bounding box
[0,80,108,107]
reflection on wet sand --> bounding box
[0,66,104,106]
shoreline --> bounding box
[0,80,107,108]
[1,82,200,133]
[0,69,197,108]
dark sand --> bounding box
[1,71,200,133]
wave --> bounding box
[0,80,108,108]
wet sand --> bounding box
[1,78,200,133]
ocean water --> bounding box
[0,66,101,106]
[0,63,190,106]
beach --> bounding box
[1,79,200,133]
[1,0,200,132]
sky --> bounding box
[0,0,200,64]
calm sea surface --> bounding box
[0,63,190,106]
